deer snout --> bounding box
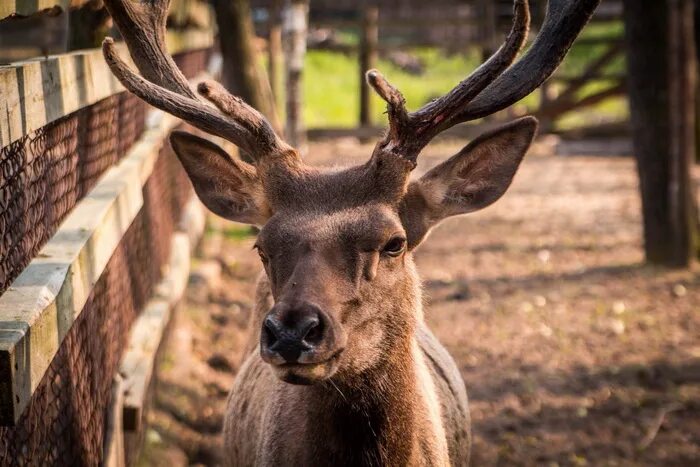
[260,302,343,367]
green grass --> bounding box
[303,48,492,128]
[222,225,256,241]
[295,21,629,130]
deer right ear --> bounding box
[169,131,271,225]
[400,117,537,248]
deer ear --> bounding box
[169,131,271,225]
[400,117,537,248]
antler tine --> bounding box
[369,0,530,161]
[103,39,282,158]
[103,0,193,97]
[366,69,410,142]
[411,0,530,131]
[369,0,601,163]
[455,0,602,122]
[102,0,293,163]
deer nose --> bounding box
[262,305,325,363]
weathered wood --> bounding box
[68,0,111,50]
[121,231,198,432]
[554,42,624,105]
[268,0,283,104]
[212,0,280,132]
[283,0,309,150]
[476,0,498,61]
[178,195,207,253]
[623,0,698,266]
[537,82,626,119]
[0,29,213,149]
[170,0,213,29]
[359,5,379,128]
[103,375,126,467]
[667,0,698,264]
[0,104,186,425]
[0,0,79,21]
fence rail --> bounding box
[0,29,213,148]
[0,15,215,462]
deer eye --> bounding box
[382,237,406,257]
[254,245,268,264]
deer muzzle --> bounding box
[260,301,346,383]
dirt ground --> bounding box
[139,138,700,466]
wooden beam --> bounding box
[268,0,283,103]
[283,0,309,151]
[553,42,624,105]
[103,375,126,467]
[120,228,202,432]
[537,82,626,119]
[0,0,75,21]
[0,108,182,426]
[0,29,213,149]
[359,5,378,128]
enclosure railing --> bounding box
[0,18,214,465]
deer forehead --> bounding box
[261,163,410,212]
[259,204,404,250]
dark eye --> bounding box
[255,245,268,264]
[382,237,406,257]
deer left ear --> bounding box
[170,131,271,225]
[400,116,538,248]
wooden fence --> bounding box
[0,2,214,465]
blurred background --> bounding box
[0,0,698,466]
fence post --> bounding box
[283,0,309,151]
[268,0,283,104]
[667,0,698,264]
[359,5,379,129]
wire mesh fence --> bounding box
[0,93,147,296]
[0,47,206,465]
[0,47,210,297]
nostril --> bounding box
[301,317,324,345]
[263,316,280,347]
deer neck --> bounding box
[304,331,449,466]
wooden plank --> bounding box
[359,6,378,127]
[103,374,126,467]
[0,29,213,148]
[1,1,68,20]
[178,195,207,253]
[0,109,181,426]
[120,230,200,432]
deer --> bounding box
[101,0,599,464]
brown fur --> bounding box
[168,118,537,466]
[100,1,592,463]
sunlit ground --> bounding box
[141,138,699,466]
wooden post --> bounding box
[283,0,309,151]
[667,0,697,264]
[477,0,498,62]
[623,0,698,266]
[359,5,379,128]
[68,2,110,50]
[268,0,283,104]
[538,79,554,132]
[213,0,281,133]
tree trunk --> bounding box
[477,0,498,62]
[623,0,698,266]
[268,0,283,105]
[69,1,110,50]
[359,6,379,128]
[283,0,309,151]
[213,0,280,132]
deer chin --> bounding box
[270,355,342,385]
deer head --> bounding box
[103,0,599,385]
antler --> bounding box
[369,0,601,163]
[102,0,292,162]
